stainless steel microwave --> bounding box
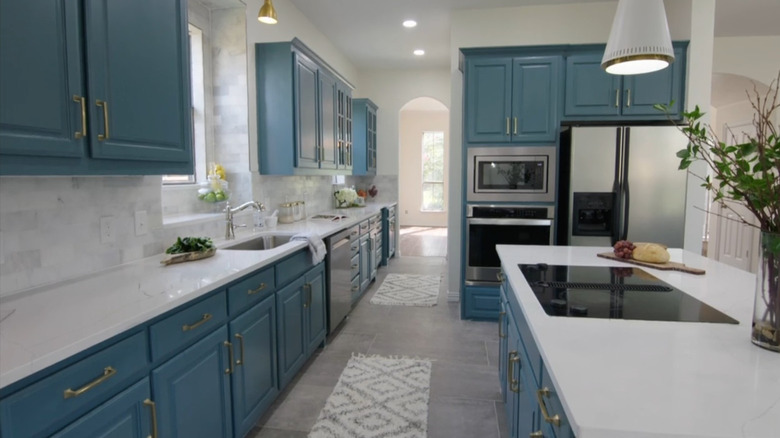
[466,146,557,203]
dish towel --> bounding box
[291,232,327,264]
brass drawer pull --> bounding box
[73,95,86,139]
[513,117,518,135]
[615,88,620,108]
[626,88,631,108]
[248,283,267,295]
[351,264,359,269]
[497,272,505,282]
[234,333,245,366]
[498,311,506,339]
[303,283,311,308]
[351,286,359,292]
[143,399,159,438]
[182,313,212,332]
[96,99,109,140]
[536,387,562,427]
[63,366,116,399]
[505,117,510,135]
[507,351,519,393]
[530,431,544,437]
[224,341,234,374]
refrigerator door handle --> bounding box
[621,127,632,241]
[611,128,623,244]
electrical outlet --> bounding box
[100,216,115,244]
[134,210,148,236]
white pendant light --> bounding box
[258,0,278,24]
[601,0,674,75]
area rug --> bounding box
[309,355,432,438]
[369,274,440,307]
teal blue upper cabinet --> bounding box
[564,43,686,120]
[0,0,193,175]
[353,98,378,175]
[229,294,278,438]
[256,39,354,175]
[337,82,353,170]
[465,56,561,144]
[151,326,234,438]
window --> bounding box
[421,131,445,211]
[162,23,206,184]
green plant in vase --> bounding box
[657,72,780,352]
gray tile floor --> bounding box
[248,255,508,438]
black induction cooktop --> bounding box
[519,264,738,324]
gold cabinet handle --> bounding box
[64,366,116,399]
[351,264,359,269]
[509,352,520,393]
[143,399,159,438]
[497,272,505,282]
[303,283,310,308]
[234,333,245,366]
[498,311,506,339]
[224,341,234,374]
[182,313,212,332]
[536,387,562,427]
[248,283,267,295]
[513,117,518,135]
[96,100,109,140]
[529,431,544,437]
[73,95,86,139]
[351,285,359,292]
[625,88,631,108]
[505,117,510,135]
[615,88,620,108]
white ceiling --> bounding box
[287,0,780,70]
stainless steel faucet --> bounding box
[224,201,265,239]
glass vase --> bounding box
[752,231,780,352]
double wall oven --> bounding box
[465,146,557,284]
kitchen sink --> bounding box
[221,234,294,251]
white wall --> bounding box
[713,36,780,87]
[399,109,449,227]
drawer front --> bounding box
[149,292,227,361]
[359,220,369,235]
[350,275,360,301]
[506,285,542,387]
[275,250,312,287]
[350,239,360,257]
[347,225,360,241]
[369,215,381,228]
[228,267,276,314]
[463,286,500,320]
[350,254,360,279]
[0,332,148,438]
[540,366,573,438]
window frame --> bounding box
[420,130,445,212]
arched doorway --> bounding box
[397,97,450,257]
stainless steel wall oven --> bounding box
[466,146,557,203]
[466,204,554,283]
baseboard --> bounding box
[446,289,460,302]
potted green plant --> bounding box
[657,72,779,352]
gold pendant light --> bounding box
[258,0,278,24]
[602,0,674,75]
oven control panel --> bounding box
[469,206,551,219]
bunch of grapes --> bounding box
[613,240,635,259]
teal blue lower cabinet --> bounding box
[359,234,371,294]
[305,263,327,355]
[498,293,508,403]
[505,310,537,438]
[276,276,308,389]
[230,294,278,438]
[51,378,152,438]
[151,326,233,438]
[463,285,500,320]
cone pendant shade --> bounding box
[258,0,277,24]
[602,0,674,75]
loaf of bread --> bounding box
[632,243,670,264]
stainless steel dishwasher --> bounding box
[326,227,354,333]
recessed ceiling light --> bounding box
[413,49,425,56]
[403,20,417,28]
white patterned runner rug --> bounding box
[309,355,432,438]
[369,274,440,307]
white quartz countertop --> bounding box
[496,245,780,438]
[0,202,396,390]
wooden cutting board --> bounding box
[597,252,706,275]
[161,248,217,266]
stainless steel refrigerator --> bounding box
[559,126,688,247]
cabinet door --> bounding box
[367,107,377,174]
[507,313,536,438]
[465,58,513,143]
[84,0,192,164]
[564,53,621,117]
[151,326,233,438]
[0,0,85,161]
[498,293,508,403]
[230,294,278,438]
[621,46,685,118]
[276,277,307,389]
[51,378,152,438]
[294,53,320,169]
[511,57,560,142]
[359,235,371,292]
[305,264,327,355]
[319,72,338,169]
[336,83,353,170]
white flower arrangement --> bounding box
[334,187,358,208]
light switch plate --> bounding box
[134,210,148,236]
[100,216,115,244]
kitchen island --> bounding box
[497,245,780,438]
